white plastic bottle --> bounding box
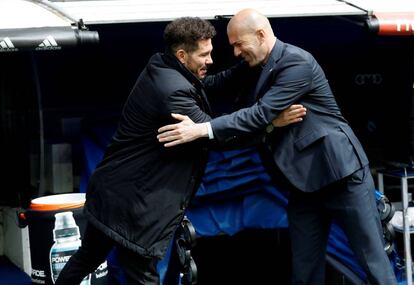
[49,211,91,285]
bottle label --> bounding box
[50,246,91,284]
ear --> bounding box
[256,29,266,44]
[175,49,187,64]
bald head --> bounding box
[227,8,274,38]
[227,9,276,66]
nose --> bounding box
[206,55,213,65]
[233,46,241,57]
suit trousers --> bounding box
[287,165,397,285]
[54,222,160,285]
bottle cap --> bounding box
[54,211,77,230]
[53,211,80,240]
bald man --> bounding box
[158,8,397,285]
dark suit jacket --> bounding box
[210,40,369,192]
[84,53,248,258]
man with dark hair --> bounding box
[55,16,305,285]
[164,17,216,54]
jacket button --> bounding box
[266,124,274,133]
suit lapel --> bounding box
[253,39,284,101]
[253,64,273,100]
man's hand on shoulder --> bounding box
[157,114,209,147]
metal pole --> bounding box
[402,173,413,285]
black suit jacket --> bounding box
[210,40,369,192]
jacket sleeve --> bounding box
[210,53,313,143]
[167,88,212,124]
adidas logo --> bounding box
[36,35,61,51]
[0,37,18,52]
